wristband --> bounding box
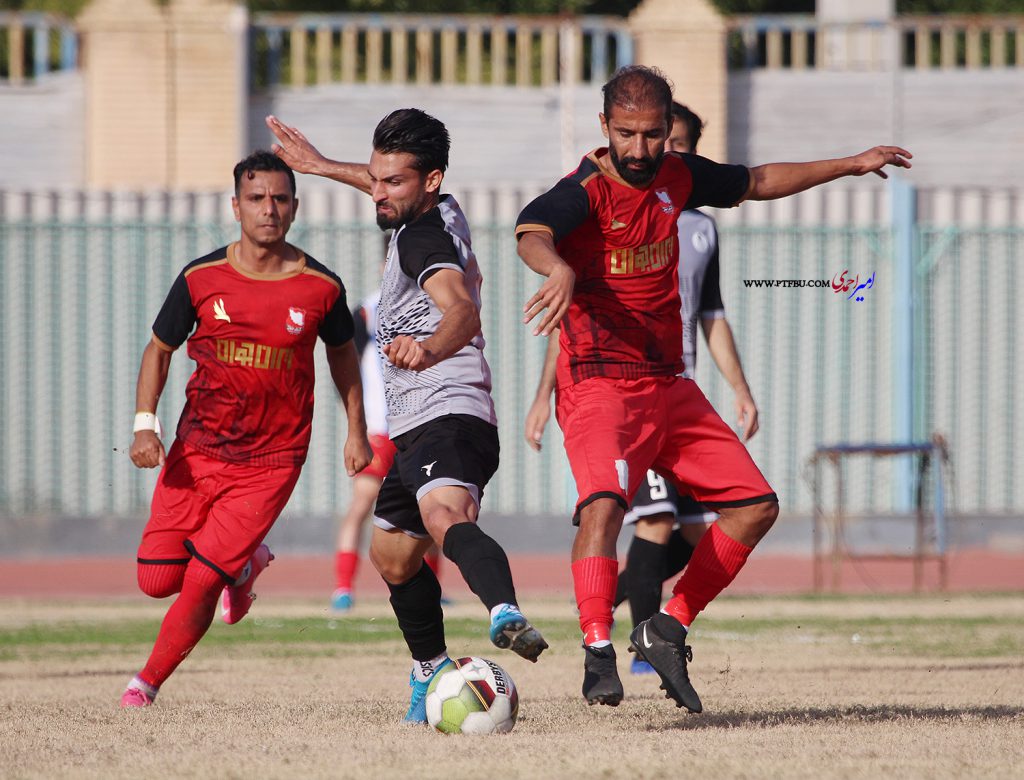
[133,412,163,436]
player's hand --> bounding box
[344,434,373,477]
[266,115,328,175]
[382,335,437,372]
[524,396,552,452]
[523,263,574,337]
[850,146,913,179]
[735,390,760,442]
[130,430,166,469]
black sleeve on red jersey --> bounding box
[681,153,752,210]
[699,240,725,315]
[397,214,463,288]
[515,177,590,243]
[151,270,196,348]
[320,288,355,347]
[352,304,370,356]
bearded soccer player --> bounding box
[267,109,547,724]
[120,151,372,708]
[516,66,911,711]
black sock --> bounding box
[664,532,696,579]
[626,537,667,628]
[386,561,446,661]
[442,522,516,611]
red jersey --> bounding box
[151,242,354,467]
[516,150,750,385]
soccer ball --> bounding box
[425,656,519,735]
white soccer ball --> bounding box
[425,656,519,735]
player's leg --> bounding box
[625,512,675,675]
[401,415,546,662]
[558,377,663,707]
[614,469,679,613]
[333,473,384,611]
[630,378,777,713]
[368,521,447,723]
[123,442,213,706]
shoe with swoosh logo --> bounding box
[628,613,702,713]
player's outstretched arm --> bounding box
[383,269,479,372]
[517,231,575,337]
[129,338,172,469]
[701,317,759,441]
[525,330,560,452]
[265,115,372,195]
[326,340,372,476]
[747,146,912,201]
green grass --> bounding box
[2,608,1021,661]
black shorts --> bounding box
[624,469,718,526]
[372,414,500,538]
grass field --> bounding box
[2,594,1023,779]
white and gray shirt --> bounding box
[677,209,725,379]
[376,195,497,437]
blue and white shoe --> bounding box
[331,589,353,612]
[403,658,453,724]
[489,604,549,663]
[631,657,656,675]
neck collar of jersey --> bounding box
[227,241,307,280]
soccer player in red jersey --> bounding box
[120,151,372,708]
[516,66,911,711]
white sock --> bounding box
[489,603,518,622]
[234,560,253,587]
[587,639,612,648]
[412,653,450,683]
[128,675,159,699]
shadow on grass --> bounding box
[655,703,1024,730]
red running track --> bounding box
[0,551,1020,599]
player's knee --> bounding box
[748,500,779,539]
[137,562,187,598]
[369,546,422,585]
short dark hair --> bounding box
[670,102,704,152]
[233,151,296,196]
[602,65,674,129]
[372,108,450,173]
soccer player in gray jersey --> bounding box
[524,101,761,673]
[267,109,547,724]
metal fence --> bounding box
[0,199,1022,523]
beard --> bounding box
[375,206,405,231]
[609,145,663,186]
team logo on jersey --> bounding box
[692,231,709,253]
[654,189,676,215]
[213,299,231,323]
[285,307,306,335]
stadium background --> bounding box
[1,0,1022,591]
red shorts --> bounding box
[555,375,775,522]
[357,433,397,481]
[137,440,302,581]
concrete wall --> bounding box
[728,69,1024,188]
[0,73,84,189]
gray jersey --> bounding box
[676,209,724,379]
[376,194,497,437]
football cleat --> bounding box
[629,612,702,713]
[403,658,452,724]
[581,644,624,706]
[120,688,154,708]
[331,589,353,612]
[221,544,274,625]
[489,604,548,663]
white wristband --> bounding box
[133,412,162,436]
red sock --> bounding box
[664,523,752,628]
[572,556,618,645]
[335,551,359,591]
[137,562,187,599]
[140,560,224,688]
[424,550,441,578]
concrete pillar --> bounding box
[628,0,728,162]
[78,0,247,190]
